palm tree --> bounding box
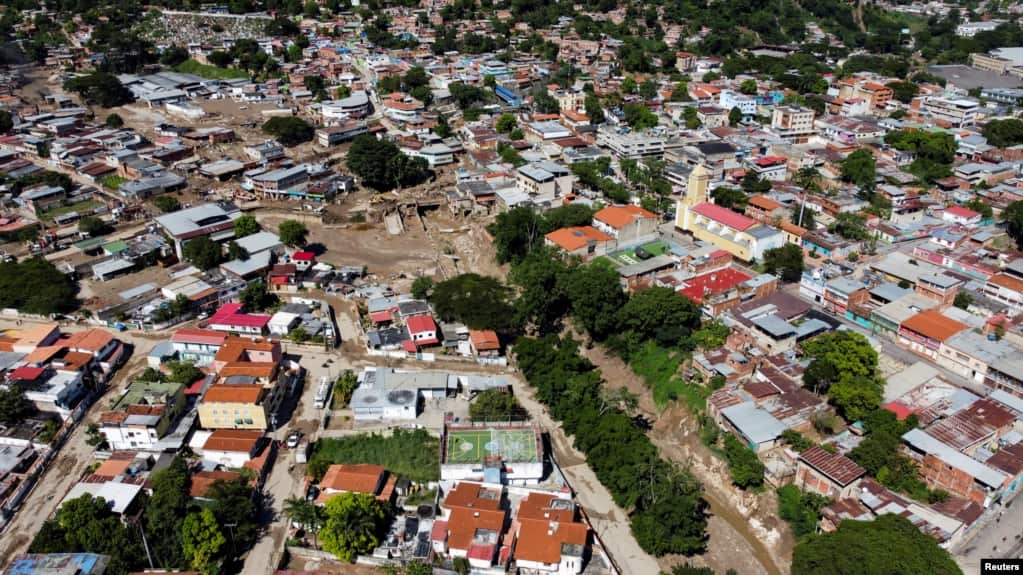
[794,166,822,193]
[283,497,323,549]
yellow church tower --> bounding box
[676,163,709,229]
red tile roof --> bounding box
[203,429,263,452]
[202,384,265,404]
[8,366,45,381]
[320,464,386,495]
[172,329,228,346]
[407,315,437,335]
[690,202,757,231]
[209,303,271,329]
[945,205,980,219]
[679,268,752,305]
[291,251,315,261]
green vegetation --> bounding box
[239,279,279,312]
[278,219,309,247]
[848,409,945,502]
[346,135,431,192]
[1005,200,1023,250]
[262,116,314,147]
[0,258,78,315]
[722,433,765,489]
[153,195,181,214]
[332,370,357,409]
[983,118,1023,148]
[840,149,876,190]
[710,187,748,213]
[777,484,830,538]
[320,493,391,562]
[763,244,805,282]
[233,215,260,237]
[30,494,147,575]
[429,273,516,332]
[182,236,223,270]
[469,388,529,422]
[623,103,658,129]
[0,385,35,425]
[41,199,102,222]
[308,430,440,482]
[792,514,961,575]
[64,72,134,107]
[515,336,708,556]
[411,276,434,300]
[802,331,883,421]
[884,129,956,184]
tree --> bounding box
[77,215,112,237]
[532,89,560,114]
[840,149,877,190]
[470,389,528,421]
[623,103,658,129]
[262,116,314,146]
[320,493,390,562]
[965,198,993,220]
[430,273,516,331]
[639,79,658,100]
[886,81,919,104]
[167,361,203,385]
[226,241,249,261]
[233,215,259,238]
[64,72,134,107]
[618,286,702,345]
[831,212,869,241]
[739,78,758,94]
[741,172,772,195]
[1004,200,1023,250]
[794,166,822,192]
[0,258,78,315]
[792,514,961,575]
[563,263,628,340]
[495,113,517,133]
[411,276,434,300]
[154,195,181,213]
[953,291,973,310]
[728,106,742,126]
[802,331,883,421]
[239,279,278,312]
[0,386,34,425]
[584,94,605,124]
[682,106,701,129]
[208,50,233,67]
[710,187,748,212]
[0,110,12,134]
[489,207,545,264]
[777,484,830,538]
[146,457,191,568]
[206,478,259,551]
[278,220,308,247]
[346,135,430,192]
[723,434,765,488]
[983,118,1023,148]
[182,508,226,574]
[32,494,146,574]
[183,236,222,270]
[509,247,572,335]
[105,113,124,128]
[284,496,324,549]
[763,244,805,282]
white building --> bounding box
[404,143,454,167]
[719,90,757,117]
[320,91,371,120]
[922,96,979,127]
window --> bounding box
[244,418,253,424]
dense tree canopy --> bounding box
[470,389,529,422]
[840,149,876,190]
[763,244,805,282]
[983,118,1023,148]
[262,116,314,146]
[320,493,390,562]
[802,331,883,421]
[278,219,308,247]
[182,236,222,270]
[0,258,78,314]
[346,135,430,192]
[31,494,147,575]
[792,514,961,575]
[1005,200,1023,250]
[64,72,134,107]
[233,215,259,237]
[430,273,517,331]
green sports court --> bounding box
[444,427,540,464]
[605,240,672,267]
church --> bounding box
[675,164,785,262]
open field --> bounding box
[444,426,540,464]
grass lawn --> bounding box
[628,341,709,411]
[175,59,250,80]
[41,199,102,221]
[99,175,125,190]
[308,429,440,482]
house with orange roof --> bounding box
[513,491,589,574]
[592,205,658,244]
[543,226,613,260]
[189,470,243,500]
[468,330,502,361]
[62,328,125,375]
[196,428,268,468]
[99,378,186,451]
[984,273,1023,315]
[898,309,969,360]
[432,482,508,569]
[745,195,785,223]
[7,323,60,354]
[198,384,274,430]
[317,463,397,505]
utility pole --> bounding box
[136,518,154,569]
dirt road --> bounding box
[0,322,158,567]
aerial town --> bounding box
[5,0,1023,575]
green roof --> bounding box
[103,240,129,254]
[74,237,106,252]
